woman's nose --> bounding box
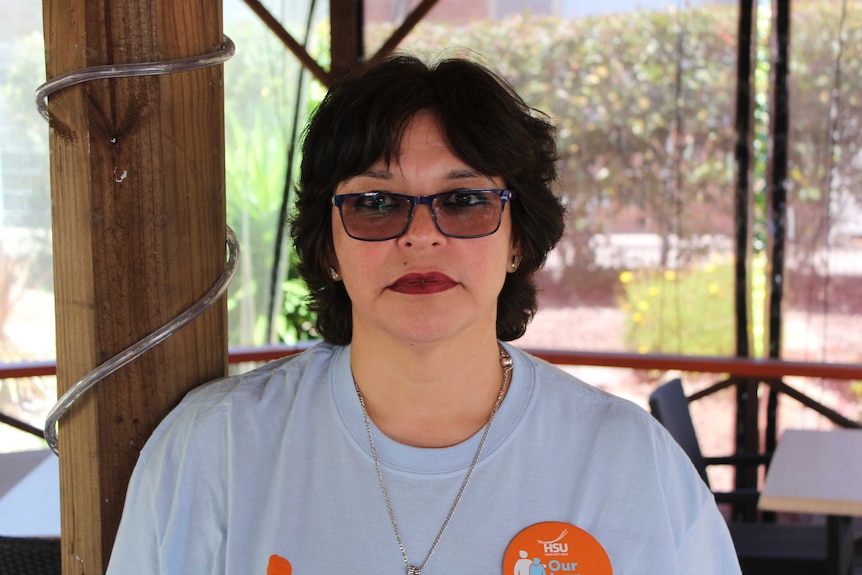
[400,203,443,245]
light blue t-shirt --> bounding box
[107,341,740,574]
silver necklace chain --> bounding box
[354,346,514,575]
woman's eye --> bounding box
[355,193,399,212]
[443,191,491,208]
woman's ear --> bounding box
[325,251,342,281]
[508,247,522,273]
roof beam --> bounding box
[242,0,332,86]
[364,0,441,69]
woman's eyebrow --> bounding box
[352,167,490,181]
[446,169,486,180]
[354,168,392,179]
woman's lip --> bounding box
[387,272,457,294]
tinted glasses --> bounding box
[332,189,514,241]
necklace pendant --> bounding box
[407,566,422,575]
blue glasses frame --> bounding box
[331,189,514,241]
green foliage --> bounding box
[619,258,735,356]
[0,32,53,315]
[278,261,319,345]
[370,3,862,238]
[751,3,772,255]
[786,2,862,244]
[370,8,741,240]
[1,31,51,233]
[224,18,320,346]
[225,106,287,346]
[1,32,48,152]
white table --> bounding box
[0,450,60,537]
[759,428,862,575]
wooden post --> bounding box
[41,0,227,572]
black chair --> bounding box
[648,378,769,505]
[0,536,61,575]
[649,378,831,575]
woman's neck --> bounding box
[348,334,507,448]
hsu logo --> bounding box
[538,528,571,556]
[543,542,569,554]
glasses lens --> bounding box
[433,190,504,238]
[339,192,410,240]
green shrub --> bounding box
[620,257,735,355]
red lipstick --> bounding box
[387,272,457,294]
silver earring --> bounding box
[329,267,341,281]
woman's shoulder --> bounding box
[506,345,689,463]
[143,342,341,450]
[511,345,654,421]
[509,346,713,501]
[183,341,338,408]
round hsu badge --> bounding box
[502,521,612,575]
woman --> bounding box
[107,56,740,574]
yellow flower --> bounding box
[664,270,676,281]
[647,286,659,297]
[708,283,720,295]
[619,270,634,284]
[704,262,716,274]
[637,300,650,311]
[638,344,649,354]
[633,312,644,323]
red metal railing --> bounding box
[3,346,861,439]
[228,345,862,380]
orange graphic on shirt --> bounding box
[503,521,612,575]
[267,554,292,575]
